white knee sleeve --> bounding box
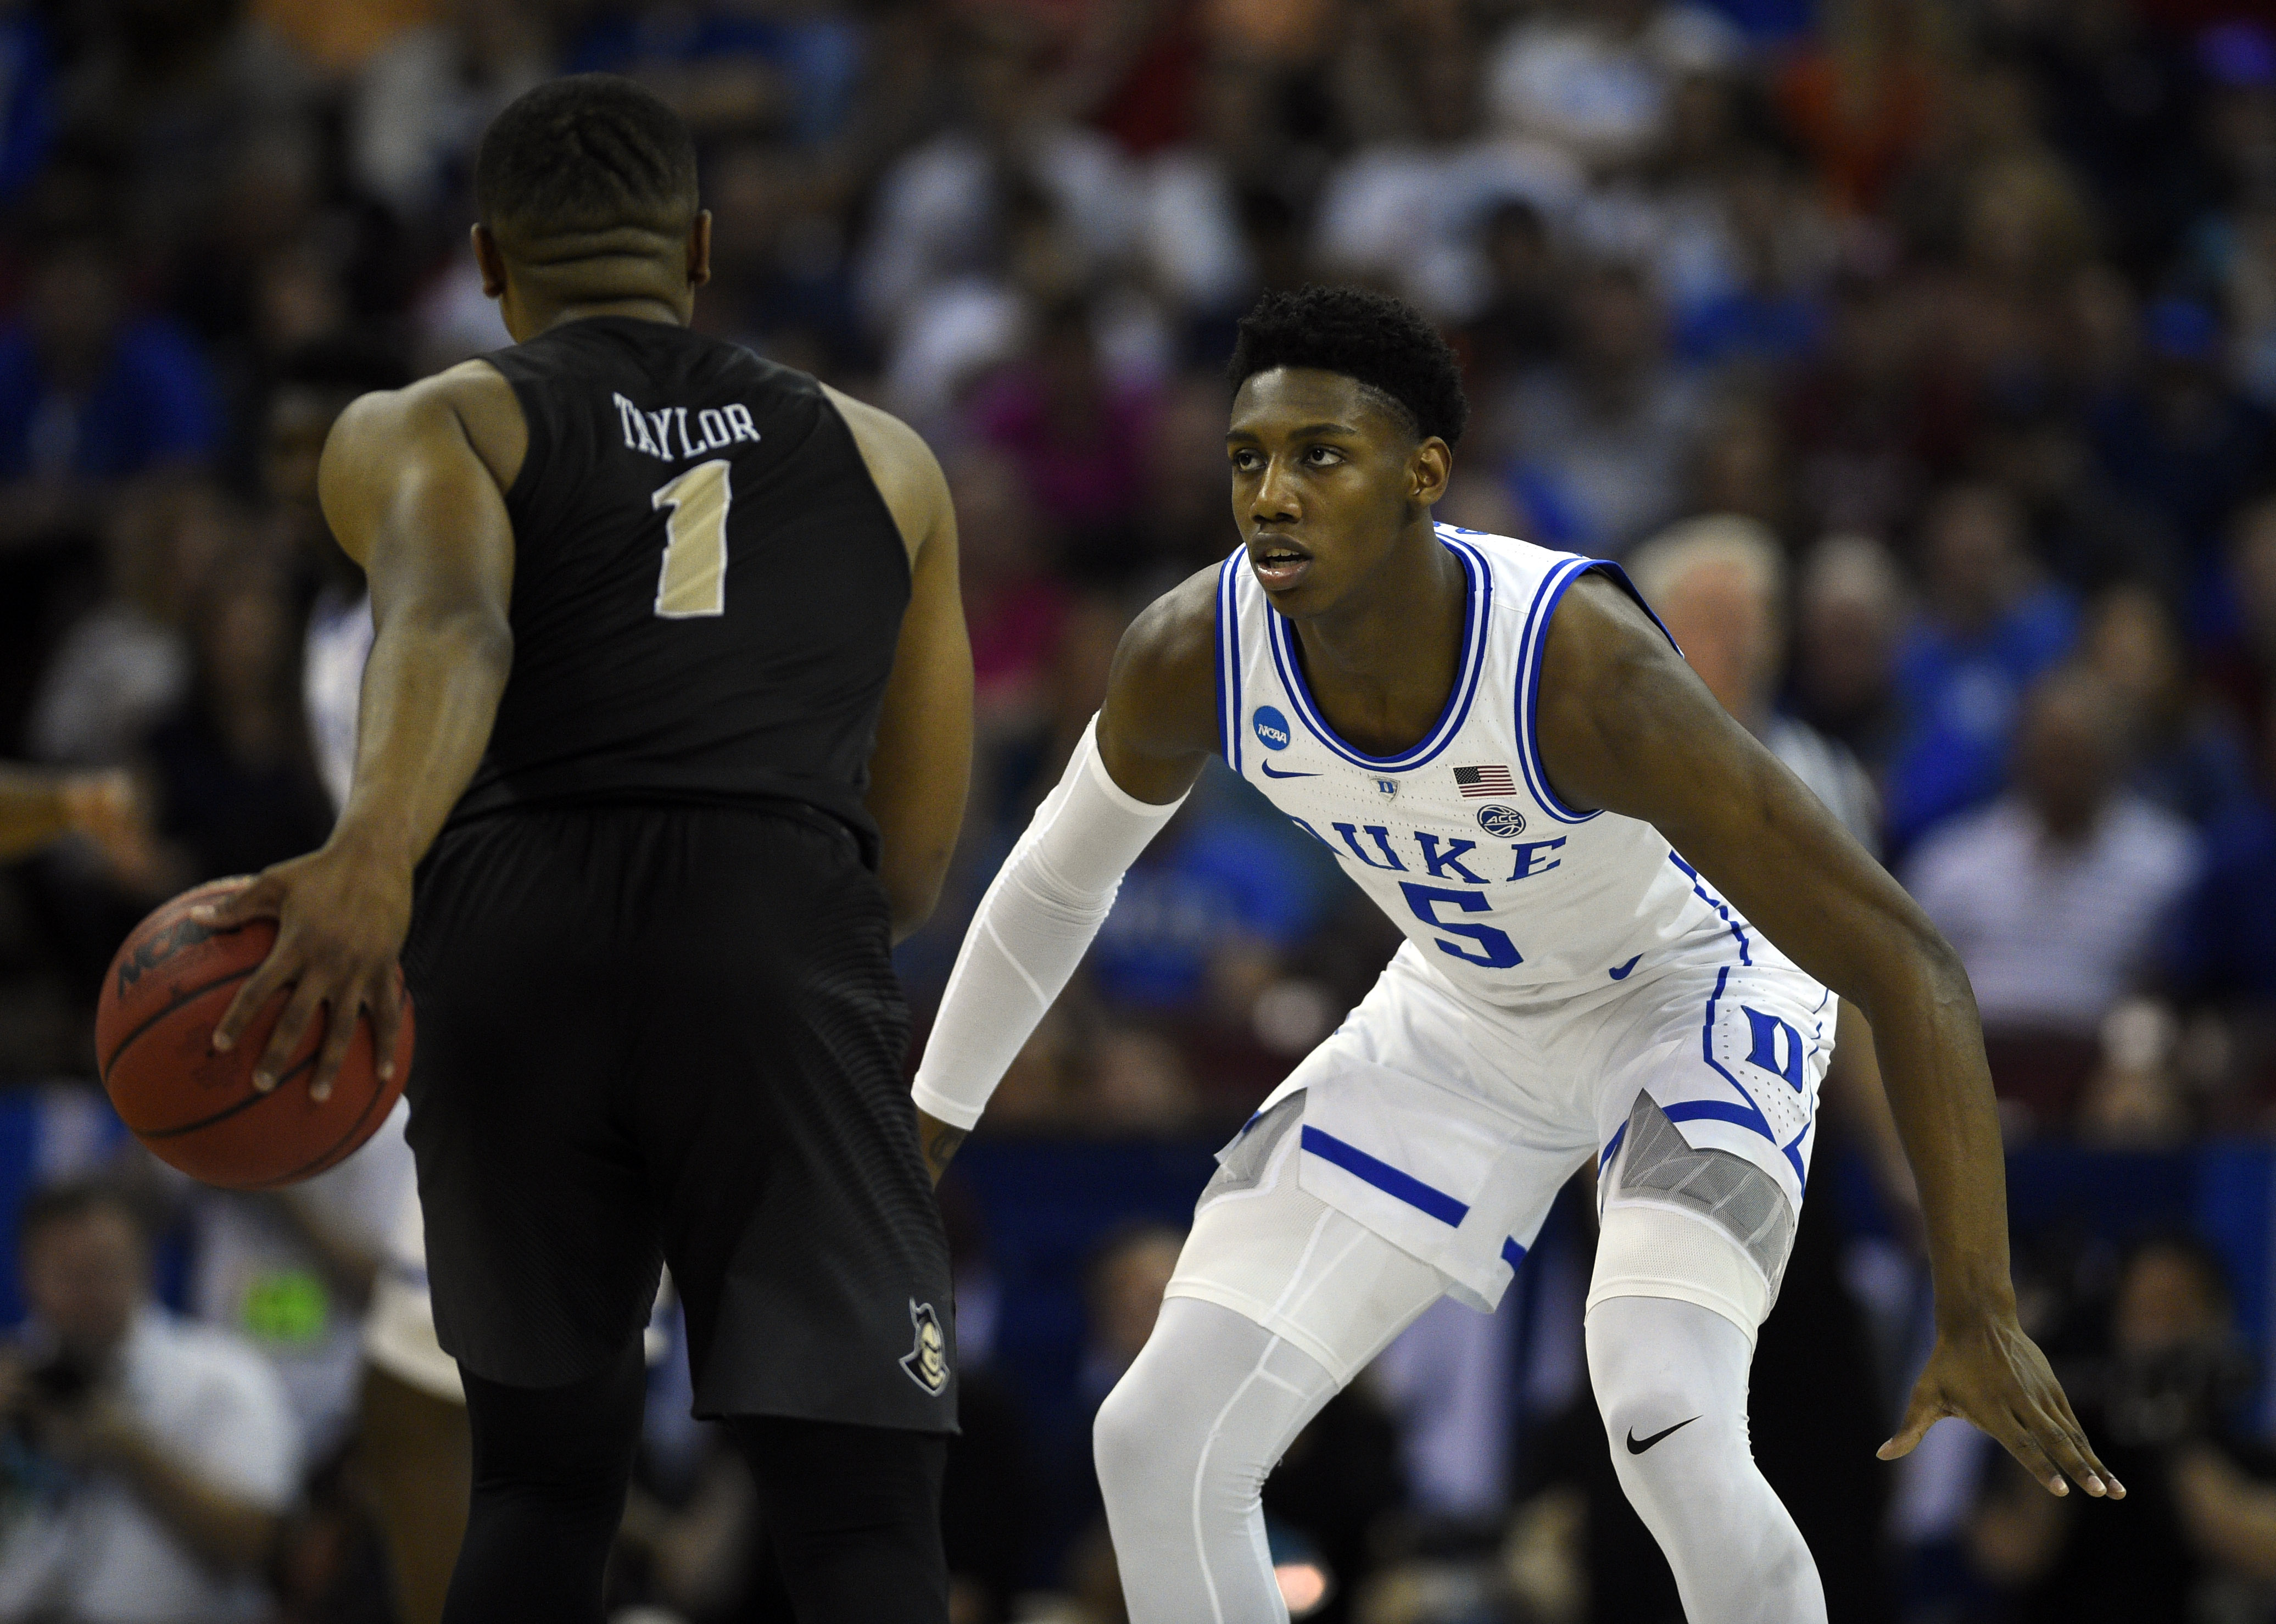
[1095,1297,1340,1624]
[1588,1093,1799,1343]
[1586,1296,1825,1624]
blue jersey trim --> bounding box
[1217,548,1244,775]
[1691,965,1778,1145]
[1264,535,1492,773]
[1299,1124,1470,1227]
[1666,851,1754,966]
[1501,1236,1528,1270]
[1516,557,1681,825]
[1598,1120,1628,1173]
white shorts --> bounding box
[1243,941,1834,1315]
[364,1179,464,1404]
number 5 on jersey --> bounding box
[651,459,733,618]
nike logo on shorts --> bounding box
[1626,1416,1699,1454]
[1259,763,1320,779]
[1609,955,1643,979]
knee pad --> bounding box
[1588,1093,1797,1343]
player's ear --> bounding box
[1411,437,1452,509]
[471,224,509,300]
[687,211,713,291]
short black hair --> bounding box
[1226,284,1468,446]
[18,1179,144,1257]
[476,74,699,243]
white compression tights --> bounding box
[1586,1294,1827,1624]
[1095,1296,1342,1624]
[1097,1226,1828,1622]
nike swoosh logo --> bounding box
[1259,763,1320,779]
[1626,1416,1699,1454]
[1609,955,1642,980]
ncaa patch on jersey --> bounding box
[1476,803,1527,839]
[1252,706,1292,751]
[900,1300,950,1396]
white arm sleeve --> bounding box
[912,716,1185,1129]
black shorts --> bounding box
[401,802,956,1433]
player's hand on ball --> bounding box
[193,846,413,1104]
[1878,1310,2123,1500]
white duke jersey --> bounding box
[1214,523,1790,1005]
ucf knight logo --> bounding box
[900,1300,950,1396]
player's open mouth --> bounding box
[1249,541,1313,590]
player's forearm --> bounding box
[1856,929,2017,1322]
[911,719,1180,1130]
[328,604,512,873]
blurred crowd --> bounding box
[3,0,2276,1620]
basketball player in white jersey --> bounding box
[912,286,2117,1623]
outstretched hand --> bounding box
[1879,1310,2123,1500]
[192,845,412,1104]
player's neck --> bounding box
[1287,522,1466,756]
[535,297,688,333]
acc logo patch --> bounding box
[1252,706,1292,751]
[1476,803,1527,839]
[900,1299,950,1396]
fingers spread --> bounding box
[1993,1410,2070,1497]
[307,991,367,1105]
[1879,1389,1946,1460]
[369,975,405,1082]
[255,981,328,1093]
[2021,1398,2116,1499]
[211,959,288,1055]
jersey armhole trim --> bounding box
[475,355,553,515]
[1516,557,1678,825]
[1216,547,1243,774]
[813,393,917,591]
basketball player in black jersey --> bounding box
[193,77,973,1623]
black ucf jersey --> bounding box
[450,316,909,861]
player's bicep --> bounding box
[1094,571,1219,806]
[866,485,973,936]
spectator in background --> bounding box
[2092,299,2271,602]
[1628,513,1881,847]
[1310,16,1581,324]
[24,475,226,769]
[1461,199,1565,393]
[1906,667,2197,1130]
[2080,582,2253,829]
[2206,495,2276,743]
[0,1181,297,1623]
[141,560,334,891]
[1486,0,1744,176]
[258,336,408,812]
[2164,693,2276,1114]
[0,232,218,549]
[1970,1236,2272,1623]
[1504,259,1703,552]
[972,297,1161,583]
[1791,531,1908,774]
[1883,481,2078,853]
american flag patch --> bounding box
[1454,764,1515,797]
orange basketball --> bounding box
[96,879,412,1190]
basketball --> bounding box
[95,878,413,1190]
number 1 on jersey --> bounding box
[651,460,733,618]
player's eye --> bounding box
[1230,449,1260,471]
[1304,445,1342,466]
